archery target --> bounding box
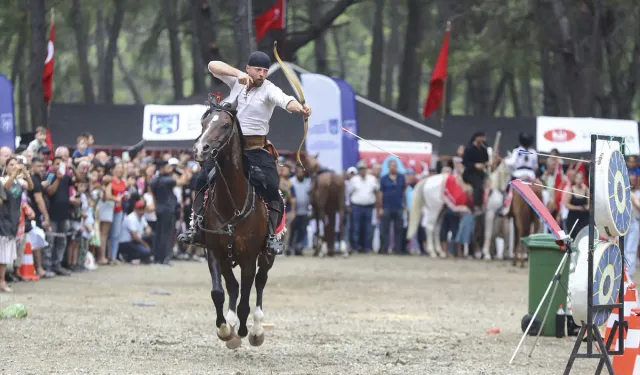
[594,140,632,237]
[570,241,622,326]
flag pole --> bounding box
[438,21,451,135]
[46,7,54,126]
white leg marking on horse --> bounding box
[250,307,264,336]
[320,242,328,257]
[226,310,239,328]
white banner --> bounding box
[301,73,343,172]
[537,116,640,155]
[142,104,207,141]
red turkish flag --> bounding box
[422,25,450,119]
[255,0,285,43]
[43,16,55,104]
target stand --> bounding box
[563,134,629,375]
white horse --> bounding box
[406,160,513,259]
[481,157,514,260]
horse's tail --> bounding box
[406,177,427,239]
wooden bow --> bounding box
[273,41,308,170]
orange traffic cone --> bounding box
[19,242,39,281]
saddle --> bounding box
[243,135,279,159]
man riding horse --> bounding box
[501,132,538,215]
[178,51,312,255]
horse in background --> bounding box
[301,153,347,257]
[481,156,513,260]
[406,161,511,259]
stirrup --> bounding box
[267,234,283,255]
[177,230,196,244]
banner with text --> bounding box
[301,73,343,172]
[332,78,359,170]
[358,140,432,175]
[537,116,640,155]
[0,74,15,151]
[142,104,207,141]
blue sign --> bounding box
[0,74,15,151]
[332,78,359,170]
[328,119,339,134]
[150,113,179,135]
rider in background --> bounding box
[462,132,489,215]
[504,132,538,183]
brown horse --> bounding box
[302,154,347,257]
[193,96,275,349]
[509,179,543,267]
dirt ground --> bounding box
[0,253,599,375]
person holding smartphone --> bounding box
[44,157,73,276]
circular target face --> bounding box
[592,243,623,326]
[607,150,632,235]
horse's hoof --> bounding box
[225,335,242,350]
[217,323,233,341]
[248,332,265,347]
[483,254,492,261]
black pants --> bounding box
[380,210,404,253]
[463,171,485,208]
[243,148,280,202]
[196,149,279,202]
[153,209,175,263]
[118,235,153,263]
[288,215,308,253]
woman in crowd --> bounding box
[563,171,589,240]
[107,163,126,263]
[0,157,31,292]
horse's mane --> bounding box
[201,95,246,151]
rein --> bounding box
[195,106,257,262]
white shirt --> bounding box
[505,146,538,180]
[120,212,148,243]
[349,174,379,206]
[143,192,157,222]
[214,74,297,136]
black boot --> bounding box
[266,200,284,255]
[178,192,206,247]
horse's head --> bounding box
[303,152,320,174]
[194,95,239,162]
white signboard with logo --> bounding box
[142,104,208,141]
[301,73,343,172]
[536,116,639,155]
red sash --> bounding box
[444,175,467,206]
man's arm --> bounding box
[207,61,241,88]
[45,174,61,196]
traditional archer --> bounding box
[178,51,312,255]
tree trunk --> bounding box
[233,0,254,67]
[164,0,185,101]
[508,74,521,117]
[277,0,359,61]
[99,0,125,104]
[96,0,106,103]
[331,28,347,79]
[396,0,425,115]
[71,0,96,104]
[189,3,206,95]
[519,68,533,116]
[10,12,27,87]
[383,0,401,107]
[309,0,329,75]
[28,0,47,129]
[18,69,28,134]
[116,52,144,104]
[366,0,384,102]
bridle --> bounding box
[194,104,256,261]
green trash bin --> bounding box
[521,233,568,337]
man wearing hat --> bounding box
[178,51,312,256]
[348,160,379,253]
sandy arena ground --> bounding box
[0,253,598,375]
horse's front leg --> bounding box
[219,260,241,349]
[207,252,228,337]
[236,259,257,339]
[249,253,275,347]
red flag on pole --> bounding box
[255,0,286,43]
[43,12,55,104]
[422,22,450,119]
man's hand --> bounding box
[237,71,253,85]
[301,103,312,118]
[474,162,486,170]
[42,219,51,232]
